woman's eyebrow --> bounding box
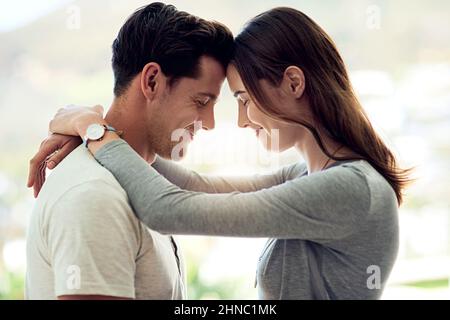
[233,90,246,98]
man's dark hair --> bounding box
[112,2,234,96]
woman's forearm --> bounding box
[88,131,122,156]
[94,139,366,239]
[70,112,296,193]
[152,156,293,193]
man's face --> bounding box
[147,56,225,160]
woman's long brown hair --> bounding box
[233,7,414,205]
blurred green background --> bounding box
[0,0,449,299]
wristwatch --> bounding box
[82,124,118,148]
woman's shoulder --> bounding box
[332,160,398,210]
[284,159,396,208]
[338,160,392,188]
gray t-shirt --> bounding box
[95,139,399,300]
[26,145,186,300]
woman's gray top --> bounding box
[95,139,399,299]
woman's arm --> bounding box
[45,106,369,240]
[152,156,306,193]
[42,105,303,194]
[94,139,370,240]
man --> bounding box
[26,2,234,299]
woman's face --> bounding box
[226,64,301,152]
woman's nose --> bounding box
[237,105,251,128]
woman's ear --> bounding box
[140,62,165,101]
[283,66,305,99]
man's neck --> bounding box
[104,97,156,164]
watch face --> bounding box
[86,124,105,140]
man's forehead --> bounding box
[197,57,226,81]
[189,75,224,100]
[173,56,225,98]
[174,75,222,95]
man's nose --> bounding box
[198,106,215,131]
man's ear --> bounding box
[282,66,305,99]
[140,62,165,101]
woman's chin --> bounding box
[259,142,283,153]
[259,139,292,153]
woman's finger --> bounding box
[33,161,47,198]
[27,140,56,187]
[32,136,82,197]
[45,137,81,169]
[27,135,79,188]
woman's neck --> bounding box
[294,128,350,175]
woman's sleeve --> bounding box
[151,155,304,193]
[95,140,370,240]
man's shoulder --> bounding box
[32,145,135,226]
[40,145,127,202]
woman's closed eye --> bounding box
[237,95,251,107]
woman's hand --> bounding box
[28,104,122,197]
[49,104,105,137]
[28,104,106,198]
[27,134,82,197]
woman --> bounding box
[28,7,412,299]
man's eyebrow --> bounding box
[233,90,246,98]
